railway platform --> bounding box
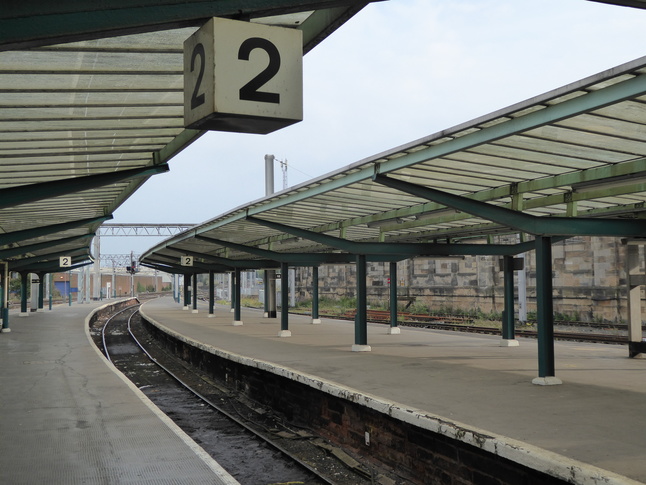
[140,296,646,484]
[0,300,238,485]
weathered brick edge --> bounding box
[139,302,638,485]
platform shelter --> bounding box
[0,1,377,329]
[0,1,646,386]
[140,55,646,385]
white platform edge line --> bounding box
[86,300,240,485]
[140,301,641,485]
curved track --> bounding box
[98,304,381,485]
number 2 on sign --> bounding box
[190,43,206,109]
[189,37,281,109]
[238,37,281,104]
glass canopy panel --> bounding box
[492,137,625,166]
[522,125,646,156]
[555,114,646,140]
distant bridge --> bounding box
[96,223,195,267]
[97,223,195,237]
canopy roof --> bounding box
[141,54,646,273]
[0,1,373,273]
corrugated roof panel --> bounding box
[142,55,646,269]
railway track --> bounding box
[291,309,629,345]
[397,320,628,344]
[93,304,385,485]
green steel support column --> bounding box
[1,263,9,332]
[37,272,45,312]
[191,273,198,313]
[279,262,291,337]
[49,273,53,310]
[233,268,243,325]
[501,256,519,347]
[183,273,190,309]
[388,261,400,334]
[533,237,562,385]
[19,272,28,316]
[230,272,235,312]
[267,269,277,318]
[311,266,321,324]
[353,255,371,351]
[208,270,215,317]
[263,270,269,317]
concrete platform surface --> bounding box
[141,297,646,484]
[0,301,238,485]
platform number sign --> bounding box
[184,17,303,134]
[60,256,72,268]
[181,255,194,267]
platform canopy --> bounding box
[0,1,375,274]
[141,54,646,274]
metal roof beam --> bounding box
[193,234,356,264]
[26,259,94,274]
[0,164,168,210]
[190,235,417,262]
[143,256,189,273]
[140,262,179,273]
[587,0,646,9]
[374,174,646,238]
[10,249,89,271]
[0,233,94,260]
[146,253,231,272]
[0,1,373,51]
[205,73,646,233]
[164,246,279,269]
[25,260,95,274]
[0,215,112,246]
[153,129,204,165]
[246,216,361,252]
[367,158,646,233]
[298,5,367,53]
[246,216,544,256]
[151,255,212,272]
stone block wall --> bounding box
[295,236,644,323]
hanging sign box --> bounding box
[184,17,303,134]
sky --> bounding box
[100,0,646,258]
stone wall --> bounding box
[295,236,645,323]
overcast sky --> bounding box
[100,0,646,258]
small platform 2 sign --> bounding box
[181,255,194,267]
[184,17,303,135]
[60,256,72,268]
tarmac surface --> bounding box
[0,300,238,485]
[141,297,646,484]
[1,297,643,484]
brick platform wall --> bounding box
[141,316,570,485]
